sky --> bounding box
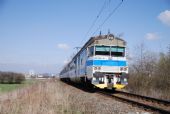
[0,0,170,74]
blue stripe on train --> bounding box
[86,60,127,66]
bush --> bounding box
[127,52,170,99]
[0,72,25,84]
[15,74,25,84]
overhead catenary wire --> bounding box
[77,0,124,52]
[85,0,108,36]
[79,0,108,46]
[92,0,124,36]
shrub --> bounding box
[127,51,170,99]
[15,74,25,84]
[0,72,25,84]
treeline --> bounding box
[0,71,25,84]
[127,44,170,99]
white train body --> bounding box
[59,34,128,89]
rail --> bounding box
[97,90,170,114]
[116,90,170,106]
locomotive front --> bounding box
[86,34,128,89]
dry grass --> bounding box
[0,79,148,114]
[0,79,87,114]
[127,73,170,100]
[0,79,112,114]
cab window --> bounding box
[95,46,110,56]
[88,46,94,56]
[111,46,125,57]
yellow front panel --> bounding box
[94,84,126,89]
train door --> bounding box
[84,49,87,76]
[76,57,79,77]
[74,59,77,77]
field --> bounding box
[0,79,148,114]
[0,79,36,93]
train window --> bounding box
[89,46,94,56]
[95,46,110,56]
[111,46,125,57]
[81,58,83,65]
[74,60,76,64]
[111,52,124,56]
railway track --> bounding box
[62,80,170,113]
[97,90,170,114]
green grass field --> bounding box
[0,79,37,93]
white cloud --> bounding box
[145,33,159,40]
[158,10,170,26]
[63,60,69,64]
[57,43,69,50]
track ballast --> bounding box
[97,90,170,114]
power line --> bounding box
[92,0,124,36]
[79,0,108,46]
[85,0,107,36]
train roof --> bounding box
[73,33,126,58]
[83,34,126,47]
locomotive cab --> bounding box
[87,41,128,89]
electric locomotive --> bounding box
[59,34,128,89]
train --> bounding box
[59,33,128,89]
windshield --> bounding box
[111,46,125,57]
[95,46,110,56]
[94,46,125,57]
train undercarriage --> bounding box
[92,72,128,89]
[60,72,128,90]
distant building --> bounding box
[24,73,31,79]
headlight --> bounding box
[124,78,127,82]
[124,67,128,71]
[120,67,124,71]
[94,67,98,70]
[94,66,101,70]
[120,67,128,71]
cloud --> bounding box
[57,43,69,50]
[158,10,170,26]
[145,33,159,40]
[63,59,70,65]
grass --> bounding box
[0,79,147,114]
[0,84,21,93]
[0,79,37,93]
